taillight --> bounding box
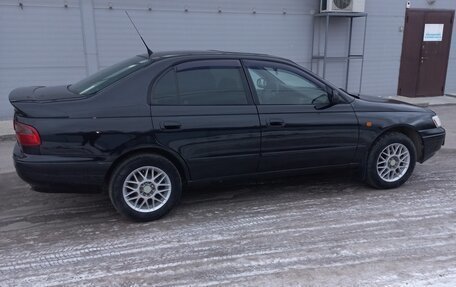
[14,121,41,146]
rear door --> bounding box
[243,60,359,172]
[150,59,260,180]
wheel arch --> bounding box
[104,146,190,188]
[369,124,424,163]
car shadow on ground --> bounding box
[181,168,366,203]
[0,168,369,225]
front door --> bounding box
[243,60,359,172]
[398,9,454,97]
[150,59,260,180]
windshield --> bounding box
[69,56,151,95]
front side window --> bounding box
[69,56,151,95]
[247,64,329,105]
[152,61,248,105]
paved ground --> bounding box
[0,140,14,174]
[0,105,455,286]
[391,95,456,106]
[0,120,13,138]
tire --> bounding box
[365,132,416,189]
[109,154,182,222]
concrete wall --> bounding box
[0,0,455,119]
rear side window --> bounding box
[70,56,151,95]
[152,61,248,105]
[153,70,179,105]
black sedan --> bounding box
[9,51,445,221]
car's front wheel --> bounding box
[366,132,416,189]
[109,154,182,222]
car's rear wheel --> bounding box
[366,132,416,189]
[109,154,182,222]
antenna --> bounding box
[125,11,153,57]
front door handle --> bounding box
[268,118,285,127]
[161,121,182,130]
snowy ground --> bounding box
[0,105,455,286]
[0,148,455,286]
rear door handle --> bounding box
[268,118,285,127]
[161,121,182,130]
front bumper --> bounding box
[13,144,111,192]
[419,127,445,162]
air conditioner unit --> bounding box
[320,0,365,13]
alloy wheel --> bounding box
[376,143,410,182]
[122,166,172,212]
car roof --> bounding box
[144,50,293,63]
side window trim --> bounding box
[151,59,255,106]
[240,59,261,106]
[176,59,242,72]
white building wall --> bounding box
[0,0,455,118]
[0,0,86,118]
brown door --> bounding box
[398,9,454,97]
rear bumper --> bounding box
[419,127,445,162]
[13,144,111,192]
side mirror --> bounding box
[313,93,333,110]
[256,78,267,89]
[314,101,333,110]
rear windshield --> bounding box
[69,56,151,95]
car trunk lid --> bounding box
[9,85,84,103]
[9,85,85,118]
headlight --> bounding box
[432,115,442,128]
